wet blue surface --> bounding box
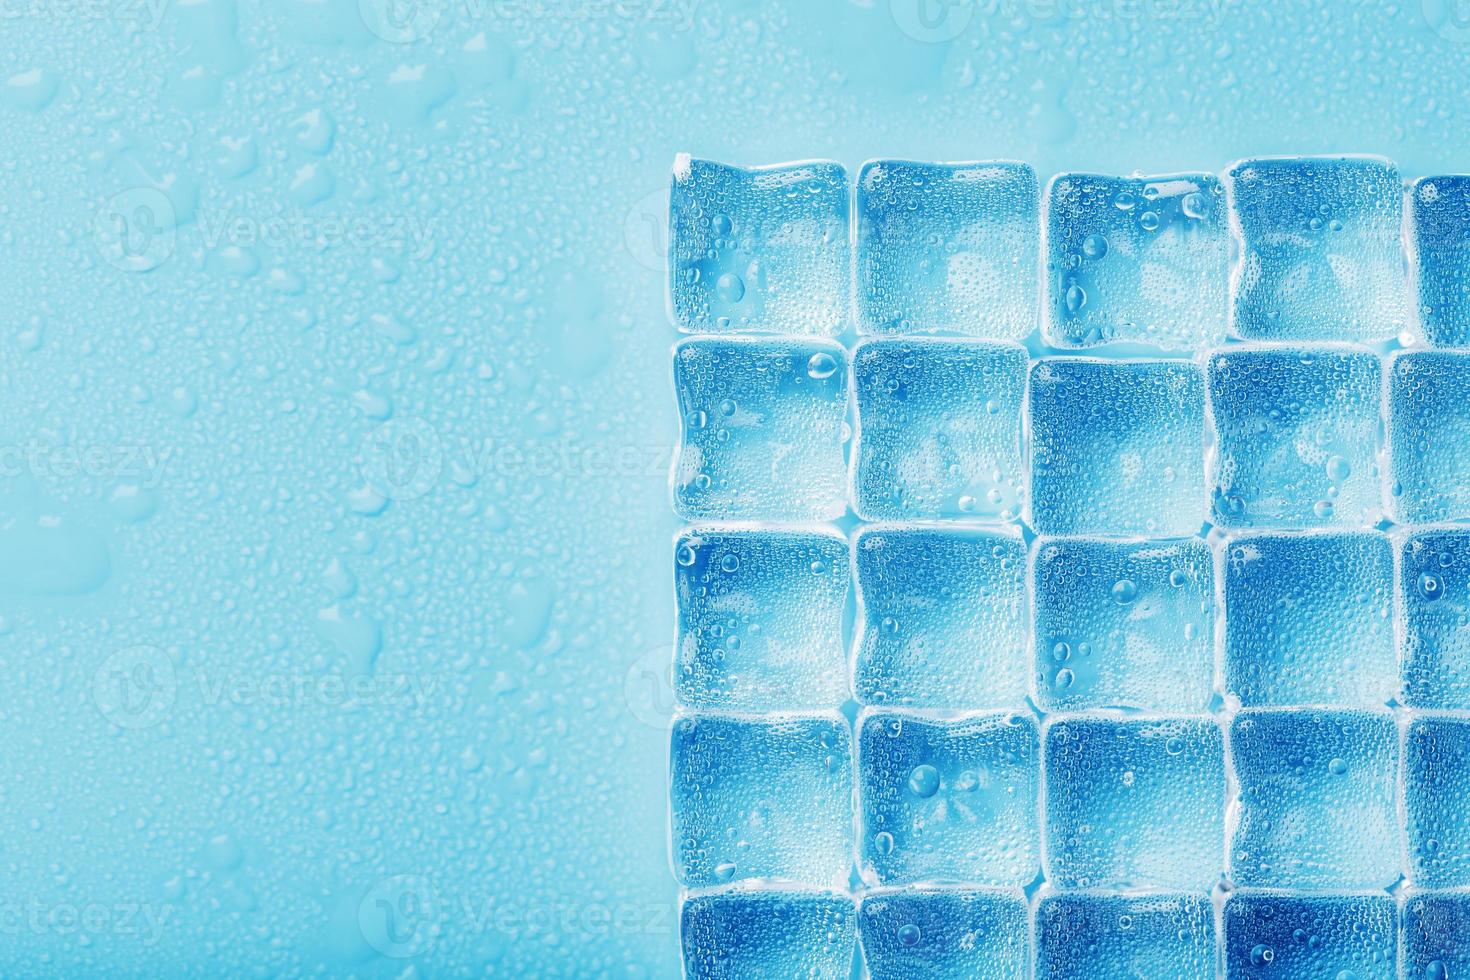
[6,1,1470,974]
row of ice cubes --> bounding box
[669,154,1470,349]
[677,524,1470,713]
[673,338,1470,528]
[670,709,1470,892]
[679,885,1463,980]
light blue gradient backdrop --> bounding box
[0,0,1464,974]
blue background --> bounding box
[1,0,1465,974]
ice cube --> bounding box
[857,710,1039,886]
[672,337,848,521]
[1030,536,1214,713]
[851,338,1026,520]
[1044,171,1228,350]
[1398,527,1470,709]
[852,524,1027,710]
[1226,155,1407,342]
[1220,530,1395,708]
[1404,714,1470,888]
[1387,349,1470,524]
[668,155,849,335]
[1221,892,1395,978]
[858,886,1028,980]
[1027,358,1207,536]
[856,160,1038,339]
[1207,344,1383,528]
[680,887,855,979]
[1033,890,1216,980]
[669,713,853,888]
[1401,890,1470,980]
[674,525,849,712]
[1227,708,1399,889]
[1409,175,1470,346]
[1043,715,1224,890]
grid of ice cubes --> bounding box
[668,154,1470,979]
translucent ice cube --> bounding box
[857,710,1039,887]
[669,713,853,888]
[672,337,848,521]
[1398,527,1470,709]
[852,524,1027,710]
[1206,344,1383,528]
[1030,536,1214,713]
[1221,892,1396,979]
[674,525,849,712]
[680,887,855,980]
[850,338,1026,521]
[858,886,1028,980]
[1227,708,1399,889]
[1044,171,1228,350]
[1220,530,1395,708]
[1401,890,1470,980]
[1043,715,1224,890]
[1387,349,1470,524]
[1404,714,1470,888]
[856,160,1038,338]
[669,155,849,335]
[1409,175,1470,347]
[1027,358,1207,536]
[1033,890,1216,980]
[1227,155,1407,342]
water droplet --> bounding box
[1055,668,1075,690]
[1139,210,1160,232]
[719,554,740,574]
[1419,572,1444,601]
[806,351,838,380]
[873,831,895,855]
[1064,283,1088,313]
[1328,757,1348,776]
[1251,944,1275,966]
[1166,737,1185,755]
[1326,455,1351,481]
[1111,579,1138,604]
[907,764,940,798]
[897,923,921,947]
[715,272,744,303]
[1081,234,1108,259]
[676,544,697,567]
